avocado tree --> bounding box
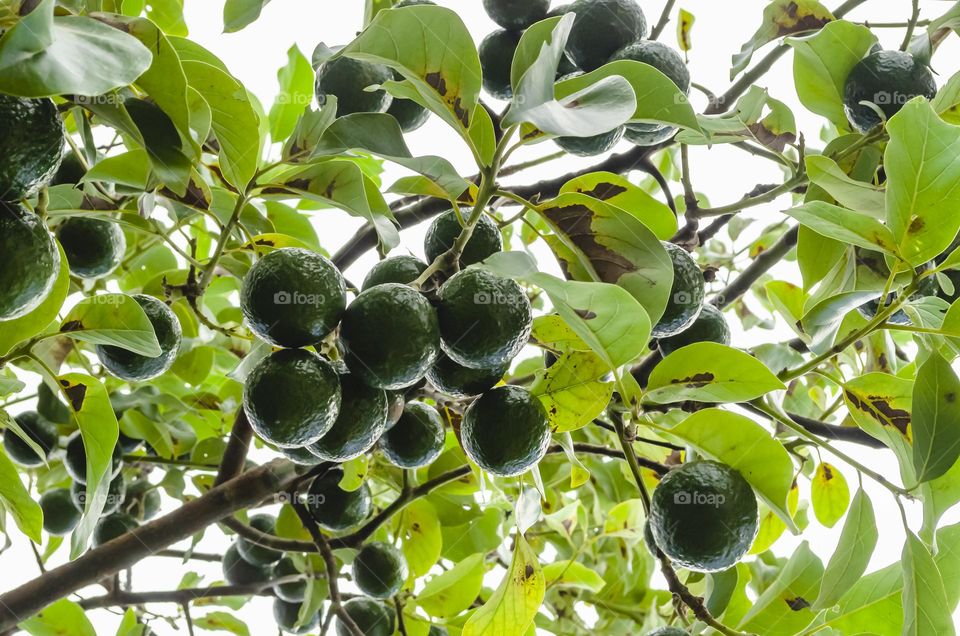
[1,0,960,634]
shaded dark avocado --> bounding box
[437,268,532,369]
[40,488,81,536]
[379,401,445,469]
[243,348,342,448]
[237,514,282,566]
[96,294,182,382]
[92,512,138,547]
[64,430,123,485]
[308,374,388,462]
[71,472,126,515]
[0,95,64,201]
[482,0,549,30]
[651,242,705,338]
[223,542,274,586]
[362,255,428,290]
[274,598,321,634]
[0,202,60,320]
[461,385,550,477]
[352,541,407,599]
[479,29,523,101]
[307,468,373,532]
[241,247,346,348]
[386,70,431,132]
[341,283,440,390]
[336,598,394,636]
[276,444,327,465]
[50,152,86,186]
[611,41,690,146]
[56,216,126,279]
[843,50,937,133]
[117,433,143,453]
[315,56,393,116]
[657,303,731,357]
[427,352,506,398]
[566,0,647,72]
[857,273,938,326]
[554,72,625,156]
[648,460,758,572]
[122,479,162,521]
[3,411,57,467]
[273,556,308,602]
[424,209,503,268]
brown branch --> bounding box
[79,580,284,609]
[214,410,253,486]
[740,402,885,449]
[713,225,798,309]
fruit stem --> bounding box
[198,193,249,293]
[649,0,678,41]
[900,0,922,51]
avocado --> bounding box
[554,73,625,156]
[437,269,532,369]
[362,255,428,290]
[0,202,60,320]
[566,0,647,72]
[71,472,126,515]
[308,374,389,462]
[241,247,346,348]
[223,542,274,586]
[92,512,138,548]
[50,152,86,187]
[3,411,57,467]
[274,598,321,634]
[337,598,394,636]
[96,294,182,382]
[64,430,122,485]
[276,444,327,465]
[237,513,283,566]
[352,541,407,599]
[611,41,690,146]
[273,556,308,603]
[651,242,705,339]
[386,70,431,132]
[316,56,393,116]
[306,468,372,532]
[243,348,342,448]
[648,460,758,572]
[479,30,523,101]
[482,0,549,30]
[0,95,65,200]
[657,303,730,357]
[341,283,440,390]
[40,488,82,536]
[424,209,503,268]
[461,385,550,477]
[379,401,445,469]
[122,478,161,521]
[844,50,937,133]
[426,352,506,397]
[56,216,126,279]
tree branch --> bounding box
[713,225,798,309]
[214,410,253,486]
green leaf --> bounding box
[417,553,485,618]
[662,408,796,531]
[268,45,313,142]
[84,149,152,189]
[559,171,677,240]
[811,462,849,528]
[787,20,877,127]
[911,351,960,483]
[542,560,605,593]
[147,0,187,36]
[193,611,250,636]
[885,98,960,266]
[531,351,613,433]
[0,244,69,357]
[396,499,442,577]
[731,0,833,79]
[814,489,878,609]
[738,542,824,635]
[799,290,877,353]
[804,155,886,214]
[902,532,956,636]
[19,599,97,636]
[223,0,271,32]
[784,201,899,256]
[462,533,544,636]
[115,609,143,636]
[59,294,161,357]
[0,444,43,543]
[0,0,152,97]
[644,342,785,404]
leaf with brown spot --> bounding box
[463,532,544,636]
[559,171,677,239]
[843,374,913,446]
[731,0,834,79]
[912,351,960,483]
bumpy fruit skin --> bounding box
[642,519,658,556]
[427,353,506,398]
[437,269,532,369]
[51,152,86,186]
[479,30,523,100]
[274,598,320,634]
[337,598,394,636]
[0,202,60,320]
[122,479,161,521]
[353,541,408,599]
[315,56,393,116]
[243,349,342,448]
[223,543,274,586]
[276,444,326,465]
[241,247,346,348]
[64,431,122,485]
[3,411,57,467]
[40,488,81,536]
[56,216,126,279]
[273,556,308,602]
[362,255,428,290]
[657,303,730,357]
[71,473,126,515]
[645,628,689,636]
[341,283,440,390]
[652,242,705,338]
[0,95,64,200]
[461,386,550,477]
[96,294,182,381]
[424,209,503,267]
[308,374,389,462]
[844,50,937,133]
[307,469,373,532]
[566,0,647,72]
[483,0,549,30]
[237,514,282,566]
[379,401,445,469]
[611,41,690,146]
[92,513,138,547]
[649,460,758,573]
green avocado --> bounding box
[386,70,431,132]
[64,430,123,485]
[857,270,938,326]
[566,0,647,72]
[40,488,82,536]
[642,519,658,556]
[353,541,408,599]
[3,411,57,467]
[237,513,283,566]
[424,209,503,268]
[243,348,342,448]
[117,433,143,454]
[483,0,549,30]
[306,468,372,532]
[71,473,126,515]
[92,512,138,548]
[379,401,445,469]
[461,385,550,477]
[0,202,60,320]
[479,29,523,101]
[276,444,326,465]
[273,556,308,603]
[316,56,393,116]
[437,269,532,369]
[657,303,730,357]
[122,479,161,521]
[50,152,86,187]
[362,255,428,290]
[427,352,506,397]
[341,283,440,390]
[0,95,65,201]
[223,542,274,586]
[274,598,320,634]
[337,598,394,636]
[385,390,406,429]
[611,41,690,146]
[555,73,625,156]
[56,216,126,279]
[308,374,389,462]
[241,247,346,348]
[844,50,937,133]
[649,460,758,572]
[645,628,689,636]
[652,242,705,339]
[96,294,182,382]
